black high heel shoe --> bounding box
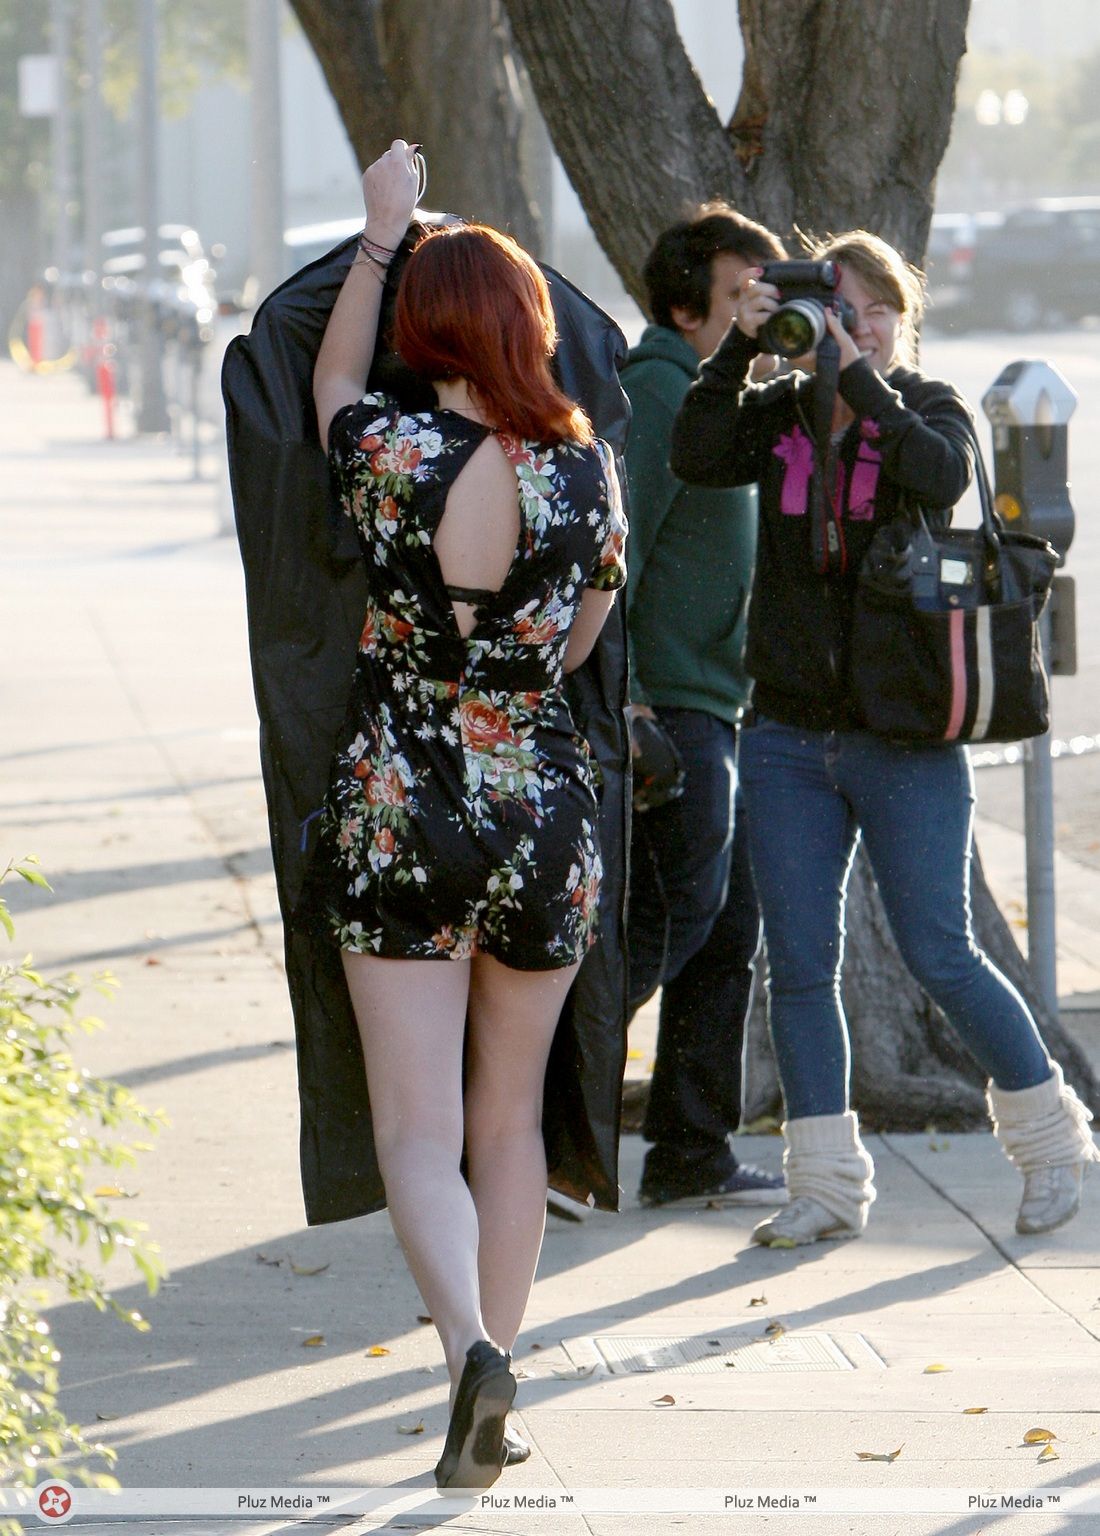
[434,1341,517,1489]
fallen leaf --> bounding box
[928,1140,951,1152]
[923,1363,950,1374]
[256,1253,283,1266]
[365,1345,390,1357]
[963,1407,988,1415]
[765,1236,797,1249]
[301,1334,326,1348]
[626,1048,646,1061]
[1023,1428,1057,1444]
[1038,1445,1059,1462]
[706,1339,722,1348]
[93,1185,132,1198]
[764,1320,786,1339]
[397,1420,425,1436]
[529,1341,543,1350]
[551,1363,597,1379]
[748,1294,768,1307]
[290,1261,330,1276]
[95,1412,119,1421]
[143,955,163,966]
[856,1447,903,1462]
[652,1394,676,1406]
[416,1314,433,1325]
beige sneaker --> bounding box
[1016,1163,1084,1235]
[751,1195,862,1247]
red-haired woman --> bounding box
[313,142,627,1489]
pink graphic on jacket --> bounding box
[772,420,882,519]
[847,437,883,519]
[773,425,814,516]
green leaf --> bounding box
[16,866,51,890]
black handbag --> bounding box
[850,427,1059,744]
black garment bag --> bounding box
[222,219,631,1224]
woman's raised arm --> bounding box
[313,139,421,452]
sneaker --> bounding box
[1016,1162,1084,1235]
[751,1195,861,1247]
[639,1163,788,1209]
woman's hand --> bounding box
[361,139,422,247]
[734,268,780,341]
[822,302,863,370]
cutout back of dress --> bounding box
[434,435,521,638]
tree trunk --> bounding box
[287,0,543,253]
[502,0,971,310]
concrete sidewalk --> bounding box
[4,359,1100,1536]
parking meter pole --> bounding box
[982,360,1078,1020]
[1022,618,1058,1017]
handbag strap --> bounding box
[897,416,1000,545]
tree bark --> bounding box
[287,0,543,252]
[502,0,971,310]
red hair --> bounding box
[393,224,594,446]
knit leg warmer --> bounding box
[987,1062,1100,1173]
[783,1111,877,1232]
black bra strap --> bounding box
[445,583,497,609]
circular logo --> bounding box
[35,1482,75,1523]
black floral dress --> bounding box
[318,392,628,970]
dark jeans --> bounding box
[627,708,761,1186]
[738,717,1053,1120]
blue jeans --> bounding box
[737,717,1052,1121]
[628,709,760,1185]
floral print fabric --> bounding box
[318,393,626,969]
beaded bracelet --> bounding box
[351,252,386,284]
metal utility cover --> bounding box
[562,1331,883,1375]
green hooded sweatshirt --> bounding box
[621,324,757,724]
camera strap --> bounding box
[808,333,845,575]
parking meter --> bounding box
[981,361,1077,556]
[980,362,1077,1019]
[982,360,1077,676]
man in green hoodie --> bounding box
[624,204,787,1208]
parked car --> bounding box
[923,210,1004,332]
[945,198,1100,332]
[100,223,219,319]
[282,216,362,279]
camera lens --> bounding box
[760,299,826,358]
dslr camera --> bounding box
[757,260,856,358]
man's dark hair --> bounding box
[643,202,786,330]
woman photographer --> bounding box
[670,230,1097,1247]
[312,141,627,1483]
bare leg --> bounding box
[341,952,485,1387]
[464,954,581,1352]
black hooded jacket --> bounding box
[222,220,631,1224]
